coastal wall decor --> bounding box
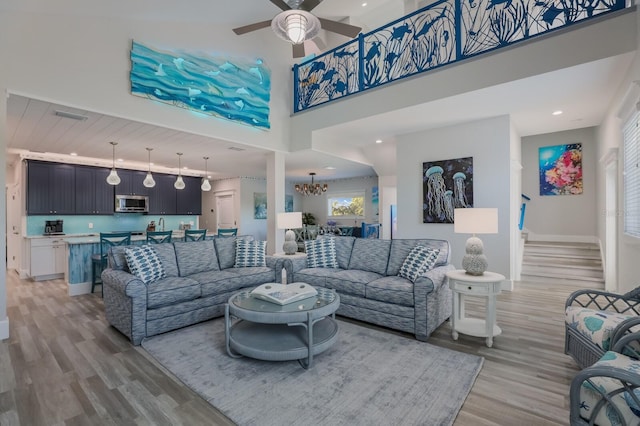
[130,41,271,129]
[423,157,473,224]
[539,143,583,196]
[254,193,294,219]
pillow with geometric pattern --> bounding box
[398,245,440,282]
[125,245,166,284]
[234,239,267,267]
[305,237,338,268]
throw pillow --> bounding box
[305,238,338,269]
[125,245,166,284]
[398,245,440,282]
[234,240,267,267]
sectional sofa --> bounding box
[282,236,454,341]
[102,237,281,345]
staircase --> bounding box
[521,240,604,287]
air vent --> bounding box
[55,110,88,121]
[228,147,245,152]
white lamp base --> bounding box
[283,229,298,255]
[462,236,488,275]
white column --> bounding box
[266,152,286,255]
[0,88,9,340]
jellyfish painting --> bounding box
[424,165,448,221]
[453,172,469,208]
[423,156,474,223]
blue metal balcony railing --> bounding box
[293,0,625,112]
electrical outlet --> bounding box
[88,222,93,229]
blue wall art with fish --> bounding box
[131,41,271,129]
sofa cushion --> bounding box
[565,306,636,351]
[366,276,414,307]
[326,269,383,297]
[293,268,339,288]
[387,239,450,276]
[305,238,338,268]
[348,239,391,275]
[147,276,201,308]
[319,235,355,269]
[174,240,220,276]
[397,246,440,282]
[150,243,179,277]
[108,245,130,271]
[125,245,166,284]
[235,240,266,267]
[214,236,237,269]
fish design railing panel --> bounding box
[293,0,625,112]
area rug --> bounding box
[141,319,483,426]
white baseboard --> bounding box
[525,231,599,244]
[18,269,29,279]
[0,317,9,340]
[502,279,514,292]
[68,282,93,296]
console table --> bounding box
[446,269,505,348]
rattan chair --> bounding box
[565,288,640,369]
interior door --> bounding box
[216,194,235,231]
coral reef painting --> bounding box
[423,157,474,223]
[539,143,583,196]
[130,41,271,129]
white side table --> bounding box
[446,269,505,348]
[272,252,307,284]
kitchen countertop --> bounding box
[26,230,216,244]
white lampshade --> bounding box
[277,212,302,230]
[174,175,185,190]
[106,168,120,185]
[454,208,498,235]
[143,172,156,188]
[201,178,211,191]
[286,13,307,44]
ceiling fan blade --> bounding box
[318,18,362,38]
[293,43,306,58]
[232,20,273,35]
[300,0,323,12]
[270,0,292,11]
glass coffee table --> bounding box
[224,285,340,369]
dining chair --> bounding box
[339,226,354,236]
[91,232,132,295]
[361,223,380,239]
[217,228,238,237]
[146,230,172,244]
[184,229,207,241]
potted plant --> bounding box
[302,212,316,226]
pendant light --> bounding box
[201,156,211,191]
[174,152,185,190]
[106,141,121,185]
[143,147,156,188]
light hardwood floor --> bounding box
[0,271,591,425]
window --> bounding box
[623,110,640,238]
[327,192,365,218]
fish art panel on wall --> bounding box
[423,157,474,224]
[130,41,271,129]
[539,143,583,196]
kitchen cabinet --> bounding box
[176,176,202,215]
[30,237,66,281]
[75,166,114,214]
[27,161,76,215]
[148,174,177,215]
[117,170,149,196]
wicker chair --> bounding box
[565,288,640,369]
[570,331,640,425]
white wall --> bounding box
[521,127,598,238]
[396,116,513,279]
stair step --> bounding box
[524,246,599,257]
[520,273,605,287]
[522,256,602,268]
[521,240,604,284]
[521,264,603,279]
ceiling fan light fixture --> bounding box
[271,10,320,45]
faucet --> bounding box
[158,217,165,232]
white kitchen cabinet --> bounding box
[30,238,66,281]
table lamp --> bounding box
[277,212,302,255]
[454,208,498,275]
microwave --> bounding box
[115,194,149,213]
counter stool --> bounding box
[184,229,207,241]
[91,232,131,295]
[146,230,172,244]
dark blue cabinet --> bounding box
[27,161,75,215]
[75,166,114,214]
[117,170,149,196]
[176,176,202,215]
[148,174,177,215]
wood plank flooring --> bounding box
[0,271,590,425]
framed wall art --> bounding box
[423,156,474,224]
[539,143,583,196]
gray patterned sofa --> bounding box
[282,236,454,341]
[102,238,281,345]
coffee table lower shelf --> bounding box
[226,316,339,369]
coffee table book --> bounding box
[250,283,317,305]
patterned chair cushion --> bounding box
[578,351,640,425]
[235,240,266,267]
[397,246,440,282]
[124,245,166,284]
[565,306,635,351]
[305,238,338,268]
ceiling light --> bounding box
[324,166,336,170]
[143,148,156,188]
[174,153,185,190]
[552,110,563,116]
[295,172,328,196]
[117,158,124,162]
[106,142,121,185]
[55,110,88,121]
[201,156,211,192]
[70,152,78,156]
[362,2,368,6]
[376,139,383,144]
[271,10,321,45]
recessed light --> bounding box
[324,166,336,170]
[362,2,367,6]
[552,110,563,116]
[183,166,189,170]
[70,152,78,156]
[117,158,124,162]
[375,139,383,144]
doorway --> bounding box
[215,192,236,232]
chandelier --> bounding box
[295,172,328,196]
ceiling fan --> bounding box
[232,0,362,58]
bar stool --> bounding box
[217,228,238,237]
[146,230,172,244]
[91,232,132,295]
[184,229,207,241]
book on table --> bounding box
[250,283,317,305]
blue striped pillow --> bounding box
[305,238,338,269]
[125,245,166,284]
[398,246,440,282]
[234,240,266,267]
